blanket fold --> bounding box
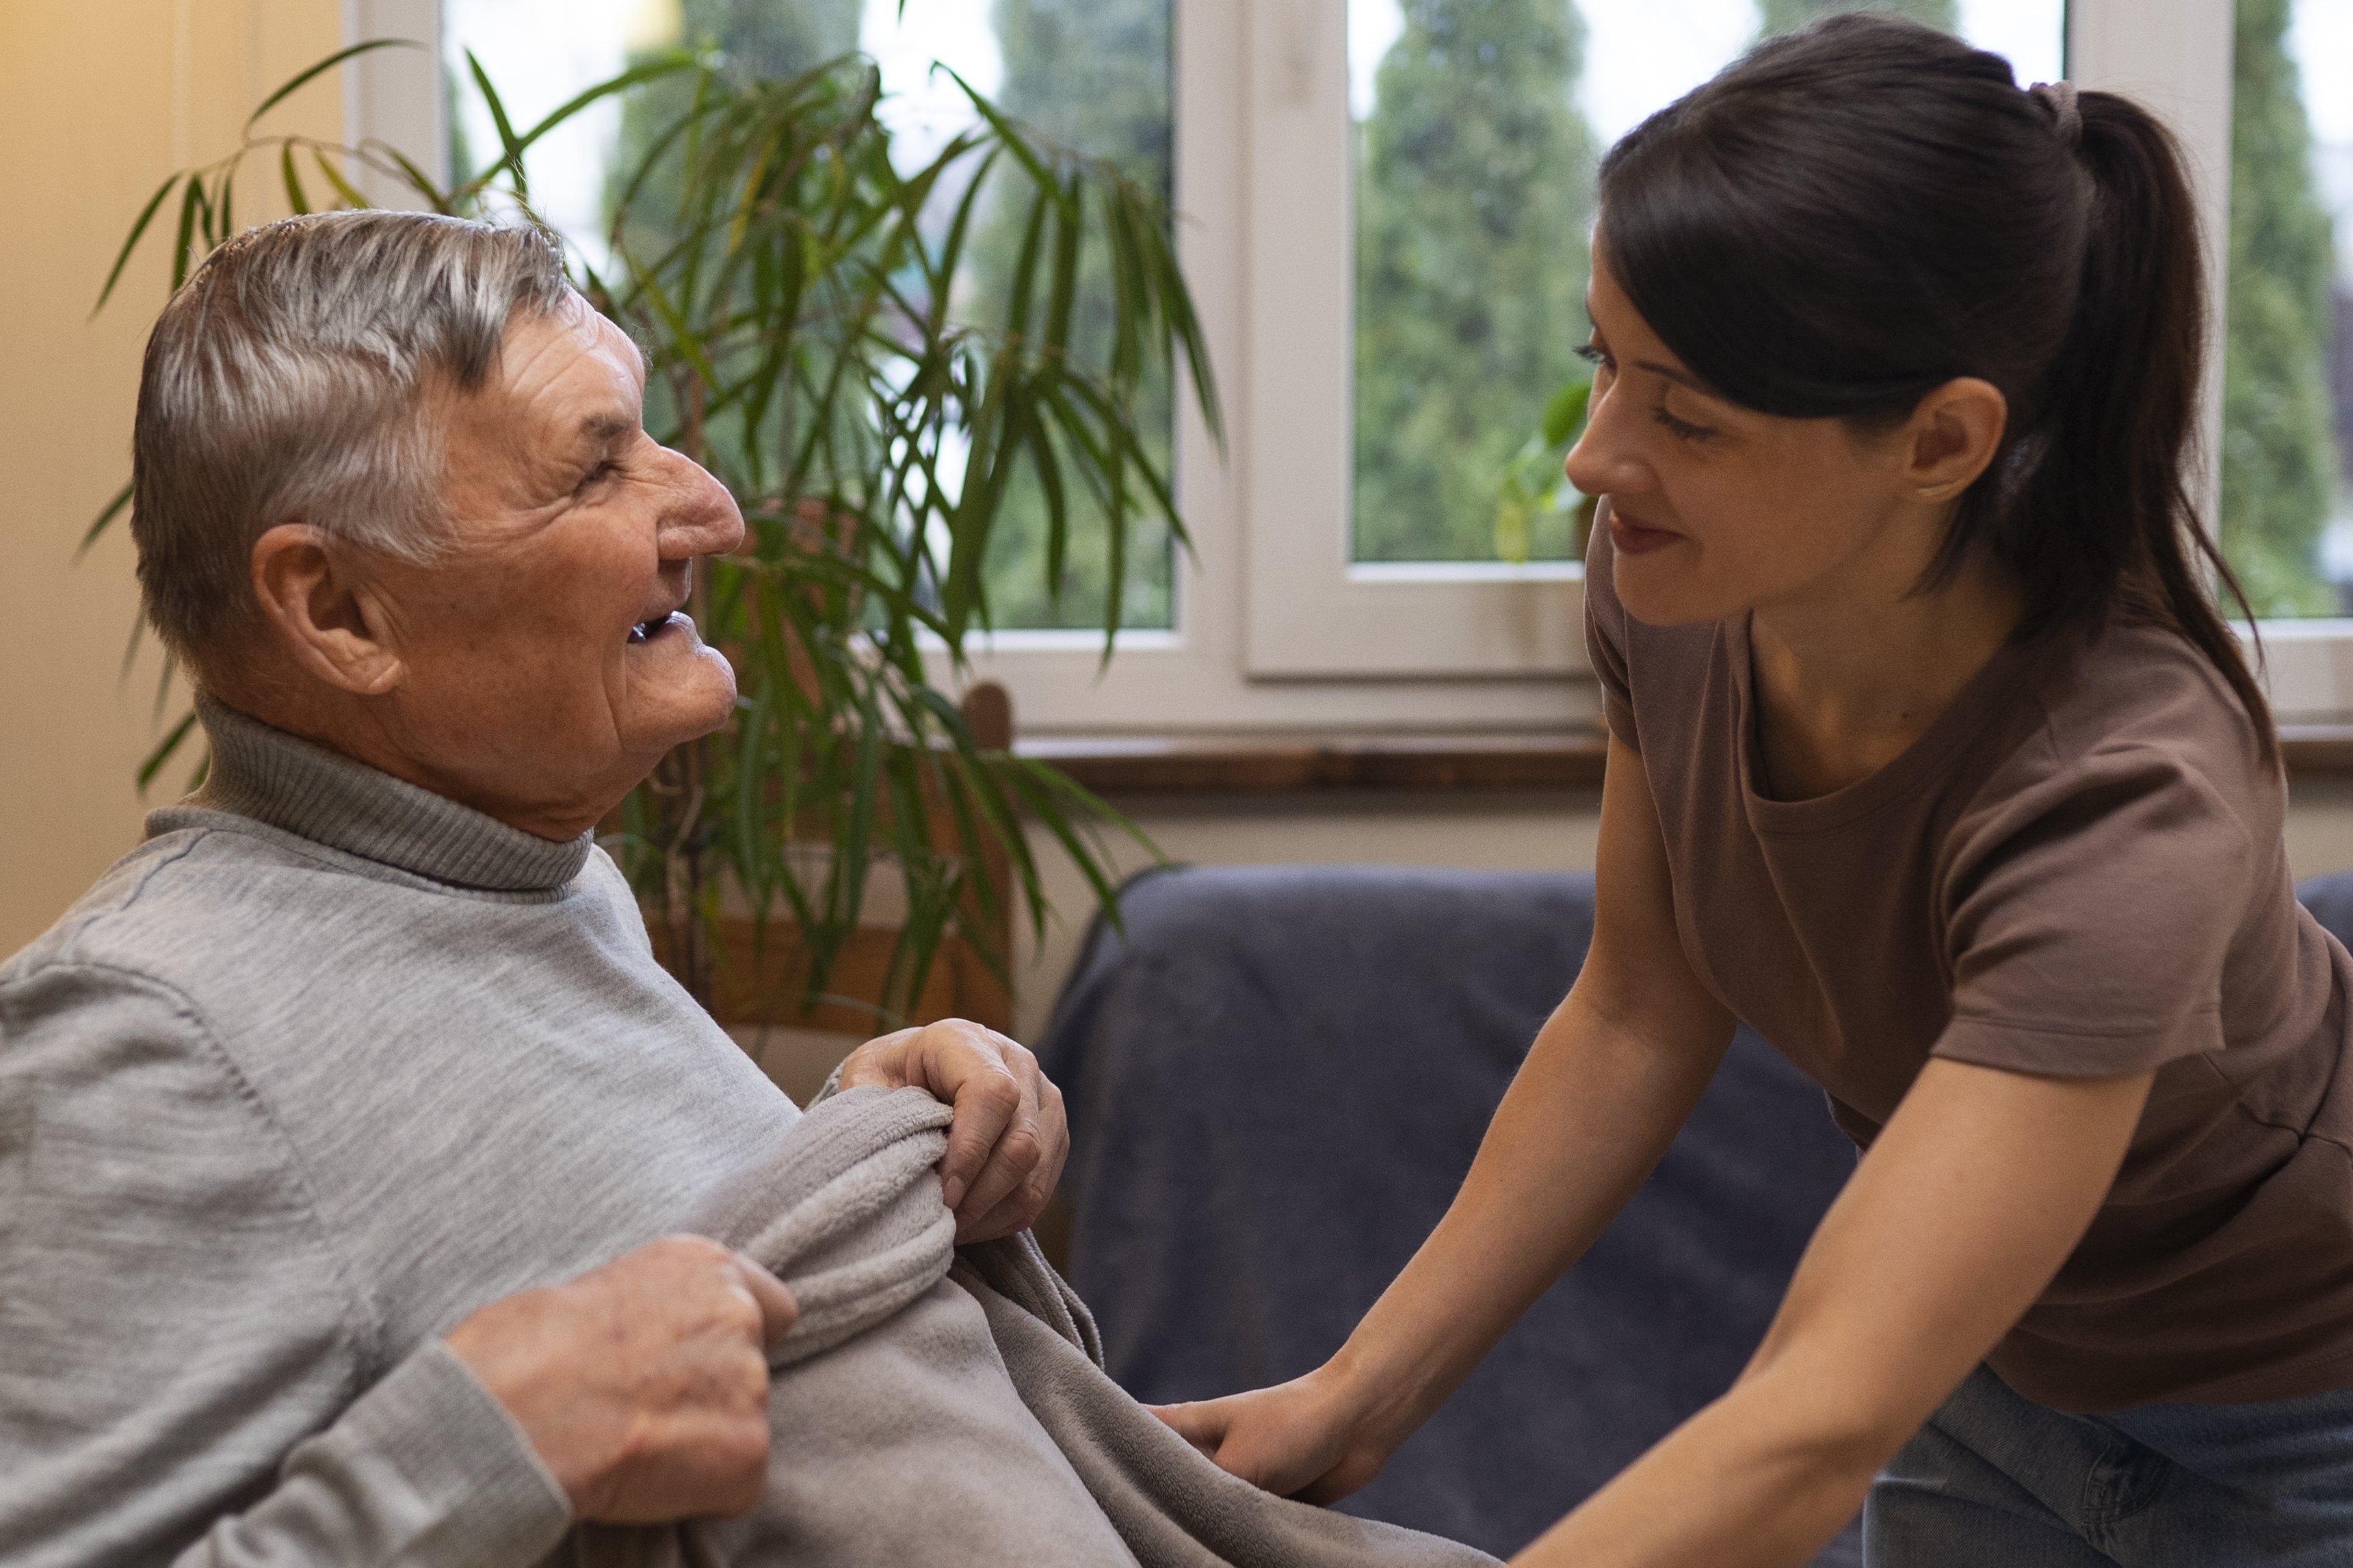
[559,1087,1495,1568]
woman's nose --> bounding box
[1562,394,1642,501]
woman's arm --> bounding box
[1514,1055,2152,1567]
[1155,736,1742,1495]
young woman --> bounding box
[1155,16,2353,1567]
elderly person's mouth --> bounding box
[628,611,694,646]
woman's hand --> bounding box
[1150,1366,1393,1503]
[1147,739,1739,1511]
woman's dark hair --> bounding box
[1598,13,2274,760]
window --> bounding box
[371,0,2321,731]
[1343,1,2064,571]
[2219,0,2350,622]
[1242,0,2061,681]
[2204,0,2353,721]
[441,0,1179,635]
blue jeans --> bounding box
[1864,1364,2353,1565]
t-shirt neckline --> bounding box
[1728,609,2051,836]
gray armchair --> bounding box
[1037,863,2353,1565]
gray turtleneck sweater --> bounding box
[0,699,800,1567]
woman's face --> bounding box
[1562,237,1946,629]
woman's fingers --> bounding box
[1144,1382,1378,1502]
[1148,1399,1232,1460]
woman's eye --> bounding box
[1652,404,1715,443]
[1573,341,1612,372]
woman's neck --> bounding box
[1747,556,2024,801]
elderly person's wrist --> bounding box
[319,1340,575,1565]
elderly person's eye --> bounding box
[575,460,619,494]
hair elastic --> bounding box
[2030,80,2082,148]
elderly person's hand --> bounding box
[445,1236,799,1520]
[836,1020,1069,1243]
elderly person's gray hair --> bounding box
[130,210,573,661]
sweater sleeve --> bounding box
[0,964,572,1568]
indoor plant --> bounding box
[94,38,1218,1027]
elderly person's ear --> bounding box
[249,523,406,695]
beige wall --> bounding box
[0,0,341,957]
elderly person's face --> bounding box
[248,292,745,838]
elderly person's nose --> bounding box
[655,448,748,559]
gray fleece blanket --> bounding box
[562,1087,1495,1568]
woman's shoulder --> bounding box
[2023,619,2269,784]
[1958,617,2278,865]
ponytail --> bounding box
[1599,14,2274,761]
[2013,92,2275,758]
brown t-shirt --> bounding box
[1585,512,2353,1411]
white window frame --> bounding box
[369,0,2349,732]
[936,0,1595,733]
[342,1,444,211]
[2071,0,2353,725]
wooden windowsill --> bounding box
[1016,727,2353,795]
[1018,730,1607,793]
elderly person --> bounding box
[1,210,1066,1566]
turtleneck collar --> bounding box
[151,695,594,894]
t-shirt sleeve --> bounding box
[1934,742,2256,1078]
[1582,501,1640,751]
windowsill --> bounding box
[2282,728,2353,774]
[1018,730,1612,792]
[1018,726,2353,795]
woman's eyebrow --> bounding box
[1635,359,1722,400]
[1585,293,1716,398]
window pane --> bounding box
[938,0,1177,633]
[444,0,1176,633]
[1347,0,2065,566]
[2221,0,2352,618]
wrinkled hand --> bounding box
[835,1018,1068,1243]
[1151,1368,1391,1505]
[445,1234,798,1522]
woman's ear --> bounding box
[249,524,406,696]
[1902,377,2008,504]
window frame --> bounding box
[379,0,2343,732]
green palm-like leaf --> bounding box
[92,42,1210,1024]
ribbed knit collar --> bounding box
[163,695,593,892]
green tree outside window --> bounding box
[1757,0,1954,37]
[1351,0,1599,564]
[607,0,1176,633]
[967,0,1179,632]
[2220,0,2342,617]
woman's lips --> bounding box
[1607,511,1683,557]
